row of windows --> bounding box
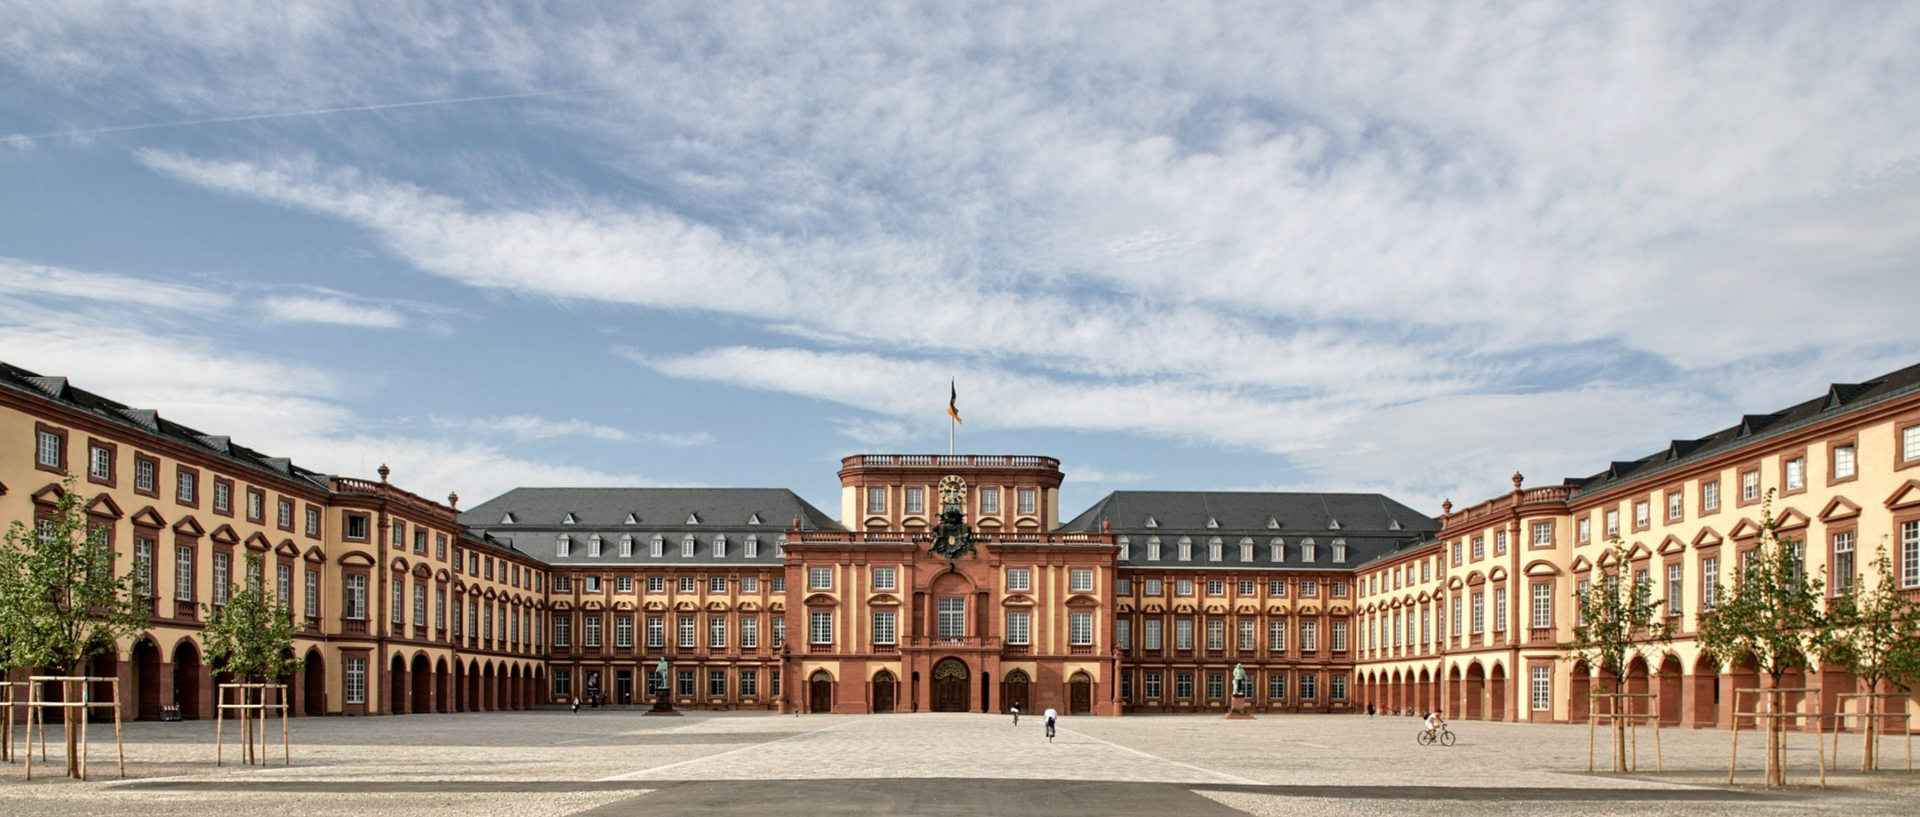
[551,667,778,700]
[555,533,781,559]
[1365,559,1436,595]
[1117,617,1345,652]
[1119,576,1346,598]
[865,486,1035,515]
[1129,670,1346,702]
[552,574,789,595]
[552,614,785,650]
[1117,536,1347,564]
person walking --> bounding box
[1367,702,1375,719]
[1010,704,1020,726]
[1043,706,1059,744]
[571,697,581,714]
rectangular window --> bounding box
[391,580,404,624]
[1903,521,1920,588]
[1906,425,1920,463]
[1300,621,1318,652]
[1144,619,1162,650]
[437,534,447,560]
[872,610,896,645]
[1299,674,1317,701]
[1301,580,1318,597]
[709,670,727,698]
[1206,579,1224,596]
[809,610,833,644]
[679,616,696,648]
[1070,612,1093,646]
[1176,579,1194,596]
[1634,500,1650,528]
[1741,470,1760,502]
[1452,596,1463,637]
[905,487,923,514]
[1018,488,1036,514]
[1530,582,1551,628]
[1421,609,1430,644]
[1268,620,1286,651]
[1785,456,1806,491]
[1176,673,1194,699]
[1494,587,1508,632]
[1117,619,1132,650]
[1206,619,1224,650]
[1495,530,1508,554]
[1832,443,1856,480]
[1667,492,1683,521]
[1577,518,1590,543]
[1664,563,1683,613]
[617,576,633,593]
[1832,532,1856,595]
[1145,672,1162,699]
[1070,568,1094,592]
[553,616,572,647]
[1270,580,1286,596]
[344,574,367,620]
[174,546,194,602]
[554,670,572,698]
[709,576,726,594]
[1006,568,1031,591]
[741,670,758,698]
[1605,510,1620,537]
[866,486,885,513]
[1703,480,1721,511]
[937,597,966,637]
[1331,620,1348,651]
[413,585,427,627]
[1146,578,1163,596]
[1006,611,1030,645]
[980,488,999,514]
[133,537,155,598]
[585,576,602,594]
[647,616,664,648]
[37,429,62,468]
[709,616,727,648]
[1175,619,1194,650]
[1331,674,1347,701]
[1702,556,1720,608]
[277,499,293,529]
[176,469,196,504]
[773,577,785,593]
[345,658,367,705]
[809,567,832,590]
[742,576,758,593]
[678,671,694,697]
[1471,592,1485,634]
[872,567,897,591]
[678,576,696,593]
[741,616,759,648]
[1531,666,1552,711]
[306,507,320,536]
[1268,673,1285,701]
[647,576,664,593]
[616,615,634,647]
[681,536,695,558]
[1238,619,1256,651]
[89,444,112,481]
[1207,673,1224,700]
[1453,541,1463,563]
[1471,536,1484,560]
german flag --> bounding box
[948,379,962,424]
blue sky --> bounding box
[3,2,1919,520]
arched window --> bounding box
[556,535,572,557]
[587,534,602,558]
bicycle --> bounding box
[1416,726,1456,746]
[1045,719,1056,743]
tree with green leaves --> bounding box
[0,475,149,778]
[200,552,304,765]
[1559,538,1673,772]
[1823,542,1920,771]
[1696,495,1830,787]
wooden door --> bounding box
[873,675,895,713]
[1004,673,1030,713]
[810,672,833,713]
[1070,679,1092,714]
[932,659,969,712]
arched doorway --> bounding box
[131,638,162,721]
[809,670,834,713]
[872,671,896,713]
[1068,671,1093,715]
[172,641,204,720]
[436,658,452,713]
[390,655,409,714]
[931,659,969,712]
[1569,662,1591,723]
[1690,654,1720,728]
[303,650,326,716]
[1464,663,1485,720]
[509,665,523,710]
[1658,655,1684,727]
[1003,670,1031,713]
[1418,667,1434,715]
[411,654,432,714]
[1445,666,1461,717]
[1488,664,1508,721]
[468,661,482,712]
[452,660,465,712]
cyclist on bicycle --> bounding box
[1423,710,1445,742]
[1043,706,1059,743]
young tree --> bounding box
[200,552,304,764]
[0,475,149,778]
[1559,539,1673,772]
[1696,496,1830,787]
[1823,543,1920,770]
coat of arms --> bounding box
[928,475,974,560]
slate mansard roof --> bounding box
[1566,359,1920,498]
[1059,491,1439,570]
[0,361,334,492]
[459,487,843,567]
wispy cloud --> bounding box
[442,415,711,447]
[262,295,406,329]
[0,257,231,311]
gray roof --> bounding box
[1566,359,1920,498]
[459,487,842,567]
[1059,491,1437,571]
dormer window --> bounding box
[773,534,786,557]
[1144,516,1157,528]
[745,535,759,558]
[1269,538,1284,562]
[681,535,696,557]
[1117,536,1131,561]
[714,535,728,558]
[1208,537,1223,561]
[619,535,633,557]
[650,535,664,558]
[1301,537,1317,562]
[1332,539,1348,563]
[1389,519,1403,531]
[1266,517,1280,530]
[1206,517,1219,529]
[1177,536,1192,561]
[562,512,576,525]
[624,513,638,525]
[1147,537,1162,560]
[686,513,700,525]
[556,535,572,558]
[748,513,762,526]
[1239,537,1254,562]
[1327,519,1341,531]
[587,534,602,557]
[500,512,516,525]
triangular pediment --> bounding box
[1657,535,1686,556]
[1692,527,1724,548]
[1625,542,1653,561]
[747,513,761,525]
[686,513,700,525]
[561,512,576,524]
[1883,480,1920,511]
[172,516,205,536]
[85,492,124,519]
[30,482,66,506]
[130,505,167,528]
[1570,555,1594,572]
[1727,518,1764,540]
[211,524,241,546]
[625,513,639,524]
[1773,507,1810,531]
[1266,517,1280,529]
[1819,496,1861,522]
[302,545,328,563]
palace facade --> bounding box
[4,357,1919,730]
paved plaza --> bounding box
[1,712,1915,815]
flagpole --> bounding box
[950,413,955,455]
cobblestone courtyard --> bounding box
[1,712,1915,815]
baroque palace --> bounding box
[4,358,1920,729]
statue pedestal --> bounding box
[644,690,681,717]
[1224,695,1256,720]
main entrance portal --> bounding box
[932,658,969,712]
